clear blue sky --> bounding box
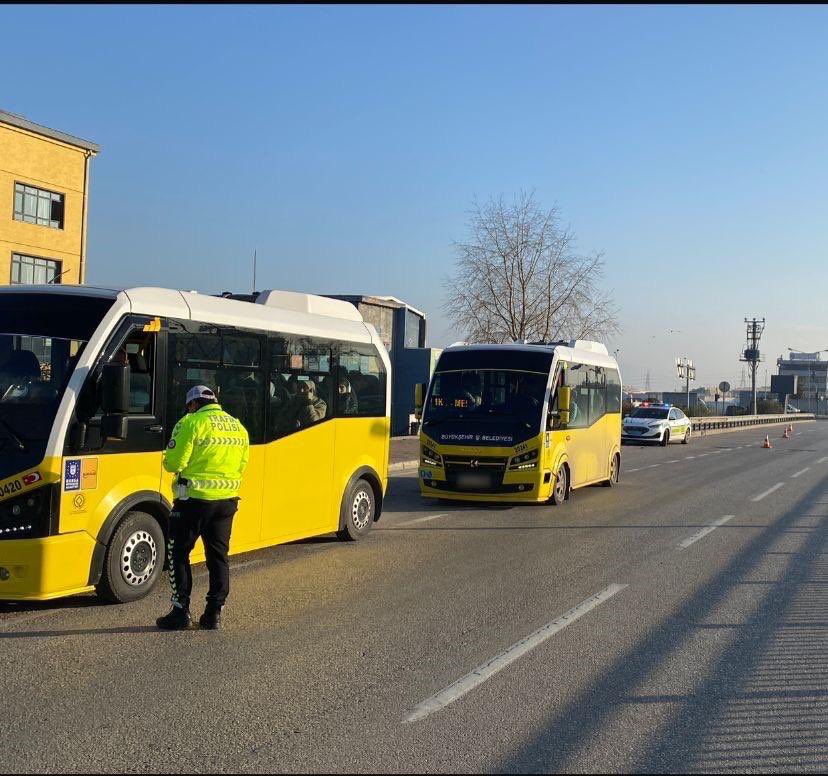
[3,5,828,391]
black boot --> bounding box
[199,604,223,630]
[156,605,192,631]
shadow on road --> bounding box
[495,471,828,773]
[0,624,159,639]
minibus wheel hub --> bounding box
[122,530,157,586]
[352,490,372,530]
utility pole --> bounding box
[252,249,257,295]
[676,357,696,411]
[740,317,765,416]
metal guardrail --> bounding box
[691,413,816,432]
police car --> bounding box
[622,403,692,446]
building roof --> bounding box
[326,294,426,319]
[0,109,99,153]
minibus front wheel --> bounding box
[551,464,569,505]
[96,510,165,603]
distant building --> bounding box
[0,110,98,286]
[325,295,441,435]
[777,352,828,399]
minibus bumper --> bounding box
[0,532,97,601]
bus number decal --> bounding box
[1,479,23,497]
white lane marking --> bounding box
[697,453,709,458]
[752,483,784,502]
[791,468,811,479]
[627,468,641,472]
[685,456,696,460]
[678,515,735,550]
[647,464,661,469]
[398,513,449,527]
[667,460,680,464]
[402,583,628,724]
[818,457,828,464]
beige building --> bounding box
[0,110,98,286]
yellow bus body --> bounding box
[419,413,620,503]
[0,418,389,601]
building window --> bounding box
[13,182,65,229]
[11,253,63,285]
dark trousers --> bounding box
[168,497,238,610]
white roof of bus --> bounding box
[0,285,374,343]
[443,342,618,369]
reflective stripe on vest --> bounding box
[188,479,242,491]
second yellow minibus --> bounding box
[416,340,622,504]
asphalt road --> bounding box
[1,422,827,773]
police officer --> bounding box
[156,385,250,631]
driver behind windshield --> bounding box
[460,372,483,407]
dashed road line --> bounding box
[818,456,828,464]
[667,460,680,464]
[791,468,811,479]
[752,483,784,502]
[398,513,449,528]
[402,584,628,724]
[678,515,735,550]
[685,456,696,460]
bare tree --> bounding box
[444,192,619,344]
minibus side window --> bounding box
[567,364,590,429]
[606,368,622,414]
[167,322,265,444]
[337,344,387,418]
[268,335,334,440]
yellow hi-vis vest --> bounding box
[163,404,250,501]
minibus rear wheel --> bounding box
[96,510,165,604]
[337,478,375,541]
[603,453,621,487]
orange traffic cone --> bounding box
[789,423,794,434]
[783,427,791,439]
[763,435,772,449]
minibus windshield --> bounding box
[0,293,112,478]
[424,369,548,431]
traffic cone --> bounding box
[783,427,791,439]
[789,423,794,434]
[763,435,772,449]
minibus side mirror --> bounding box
[101,414,129,441]
[414,382,426,420]
[101,362,130,441]
[101,363,130,414]
[556,386,572,428]
[68,421,88,453]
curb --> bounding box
[389,460,419,473]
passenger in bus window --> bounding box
[291,379,328,428]
[338,376,359,415]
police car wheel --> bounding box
[96,511,165,604]
[660,429,670,447]
[337,479,375,541]
[682,429,690,444]
[550,464,568,505]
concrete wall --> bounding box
[0,121,91,285]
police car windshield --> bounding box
[631,407,669,419]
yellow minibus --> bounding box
[416,341,621,504]
[0,285,390,602]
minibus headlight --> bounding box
[421,446,443,467]
[509,449,539,470]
